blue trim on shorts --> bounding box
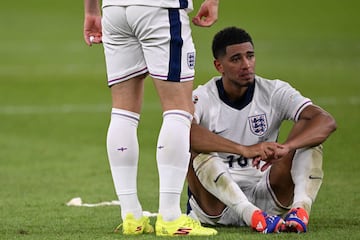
[179,0,188,8]
[167,9,183,82]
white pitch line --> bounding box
[0,96,358,115]
[0,104,109,115]
[314,96,360,106]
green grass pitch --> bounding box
[0,0,359,239]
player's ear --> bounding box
[213,59,223,73]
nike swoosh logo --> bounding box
[214,172,225,183]
[213,129,227,134]
[309,175,323,180]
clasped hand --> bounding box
[241,142,291,172]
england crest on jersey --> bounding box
[187,52,195,69]
[248,114,268,136]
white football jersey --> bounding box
[192,75,312,186]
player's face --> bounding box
[214,42,255,87]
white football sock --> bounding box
[193,154,259,226]
[107,108,142,220]
[157,110,193,221]
[291,145,324,214]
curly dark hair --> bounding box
[212,26,254,59]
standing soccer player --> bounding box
[83,0,219,236]
[187,26,337,233]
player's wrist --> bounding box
[236,144,247,156]
[282,142,296,152]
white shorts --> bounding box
[101,6,196,86]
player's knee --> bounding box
[193,153,213,172]
[193,154,224,176]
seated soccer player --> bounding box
[186,26,337,233]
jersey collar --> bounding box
[216,78,255,110]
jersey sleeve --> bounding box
[272,80,312,121]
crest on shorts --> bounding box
[187,52,195,69]
[248,114,268,136]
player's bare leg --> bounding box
[268,152,294,208]
[152,79,194,113]
[110,73,147,113]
